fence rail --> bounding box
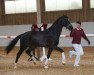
[0,34,94,39]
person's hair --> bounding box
[76,21,81,25]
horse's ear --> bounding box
[63,15,68,19]
[63,15,67,17]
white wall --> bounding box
[0,22,94,47]
[0,25,32,46]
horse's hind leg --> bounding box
[55,46,66,64]
[15,50,24,63]
[14,46,26,68]
[44,47,53,68]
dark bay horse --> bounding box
[5,15,73,68]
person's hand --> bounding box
[87,40,90,45]
[65,34,70,37]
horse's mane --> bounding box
[47,16,64,30]
[47,16,68,30]
[46,16,68,37]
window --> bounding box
[90,0,94,8]
[5,0,37,14]
[45,0,82,11]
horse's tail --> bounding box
[5,34,23,54]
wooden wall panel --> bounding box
[87,9,94,21]
[0,0,4,25]
[2,13,37,25]
[0,0,94,25]
[42,10,85,23]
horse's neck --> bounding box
[47,23,63,37]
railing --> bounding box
[0,34,94,39]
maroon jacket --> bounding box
[32,24,39,31]
[32,24,47,31]
[39,23,47,31]
[70,28,88,44]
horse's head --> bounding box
[61,15,73,31]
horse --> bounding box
[5,15,73,68]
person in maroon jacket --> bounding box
[66,21,90,67]
[39,23,47,31]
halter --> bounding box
[66,24,72,29]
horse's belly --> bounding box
[31,35,54,47]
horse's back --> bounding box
[20,31,56,47]
[30,31,55,47]
[20,31,31,43]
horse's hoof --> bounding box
[62,63,66,65]
[34,62,36,65]
[49,58,52,61]
[14,66,17,69]
[27,61,30,64]
[44,65,48,69]
[40,58,44,62]
[62,61,66,65]
[14,63,17,69]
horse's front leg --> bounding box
[55,46,66,64]
[44,47,53,69]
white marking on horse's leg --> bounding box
[40,55,52,62]
[40,55,47,62]
[40,47,52,62]
[44,58,49,69]
[45,58,49,65]
[32,56,36,64]
[14,63,17,69]
[48,58,52,61]
[43,47,46,56]
[40,47,47,62]
[62,52,66,64]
